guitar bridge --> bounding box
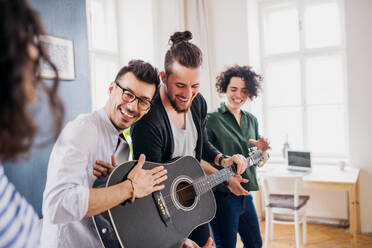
[153,191,171,226]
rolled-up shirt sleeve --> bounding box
[42,119,98,224]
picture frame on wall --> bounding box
[40,35,75,81]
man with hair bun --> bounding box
[131,31,249,248]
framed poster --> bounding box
[40,35,75,81]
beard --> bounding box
[168,95,192,113]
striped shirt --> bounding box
[0,164,40,248]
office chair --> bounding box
[261,176,310,248]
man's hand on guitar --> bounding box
[227,175,250,196]
[222,154,247,175]
[93,154,116,178]
[183,237,214,248]
[127,154,168,199]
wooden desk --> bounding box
[256,164,360,248]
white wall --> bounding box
[207,0,250,74]
[205,0,251,109]
[152,0,185,70]
[344,0,372,232]
[118,0,155,65]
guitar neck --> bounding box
[193,149,263,196]
[193,166,235,196]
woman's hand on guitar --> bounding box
[93,154,116,178]
[249,136,270,167]
[249,136,271,152]
[127,154,168,198]
[227,175,250,196]
[183,237,214,248]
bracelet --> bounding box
[127,178,136,203]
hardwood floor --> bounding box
[236,222,372,248]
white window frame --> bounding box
[258,0,349,163]
[86,0,122,111]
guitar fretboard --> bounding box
[193,149,263,196]
[193,166,236,195]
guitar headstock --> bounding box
[247,147,264,167]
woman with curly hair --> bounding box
[206,65,270,248]
[0,0,64,246]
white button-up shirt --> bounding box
[40,108,129,248]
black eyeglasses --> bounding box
[115,82,152,111]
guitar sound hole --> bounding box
[176,181,196,208]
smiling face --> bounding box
[105,72,156,131]
[225,76,250,111]
[161,61,200,113]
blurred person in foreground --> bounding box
[0,0,64,246]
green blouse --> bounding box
[206,102,260,192]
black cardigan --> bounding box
[131,92,220,164]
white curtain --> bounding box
[151,0,220,110]
[182,0,219,110]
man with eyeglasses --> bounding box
[114,81,152,111]
[40,60,168,248]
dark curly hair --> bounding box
[0,0,64,162]
[164,31,202,78]
[115,59,160,98]
[215,65,263,99]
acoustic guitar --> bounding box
[92,147,263,248]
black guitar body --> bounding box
[92,156,216,248]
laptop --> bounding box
[287,150,312,173]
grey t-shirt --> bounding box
[167,110,197,158]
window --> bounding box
[86,0,120,111]
[86,0,155,111]
[259,0,348,161]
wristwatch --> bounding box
[218,154,228,167]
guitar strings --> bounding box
[151,148,262,201]
[154,152,264,211]
[155,184,201,211]
[160,181,197,199]
[159,173,226,200]
[132,150,263,212]
[154,179,226,212]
